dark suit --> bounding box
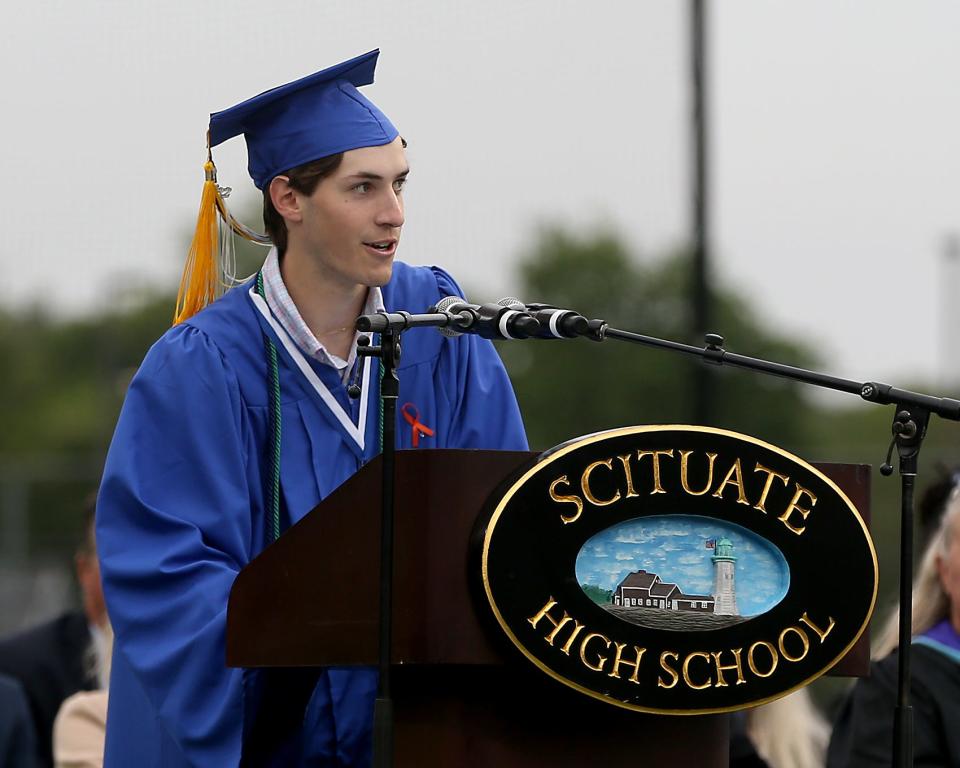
[0,673,36,768]
[827,643,960,767]
[0,612,96,768]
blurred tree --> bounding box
[494,225,960,713]
[0,293,174,557]
[5,216,960,654]
[498,226,821,452]
[0,199,270,556]
[494,225,960,710]
[0,294,173,456]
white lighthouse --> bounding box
[711,537,739,616]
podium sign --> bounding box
[478,425,877,714]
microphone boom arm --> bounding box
[589,316,960,768]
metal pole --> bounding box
[691,0,714,425]
[940,236,960,389]
[892,471,915,767]
[371,330,399,768]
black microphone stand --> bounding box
[354,308,502,768]
[581,322,957,768]
[355,328,400,768]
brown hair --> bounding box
[263,153,344,254]
[262,138,406,254]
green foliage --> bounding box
[0,294,173,455]
[2,203,267,563]
[581,583,613,606]
[498,226,820,452]
[494,224,960,683]
[0,292,174,554]
[6,219,960,661]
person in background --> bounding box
[827,467,960,766]
[745,689,829,768]
[51,637,110,768]
[0,673,36,768]
[914,464,960,552]
[730,709,770,767]
[96,48,527,767]
[0,495,106,768]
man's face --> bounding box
[76,525,108,629]
[294,136,408,291]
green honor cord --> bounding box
[256,274,386,544]
[256,272,282,543]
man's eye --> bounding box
[393,178,407,193]
[353,182,370,193]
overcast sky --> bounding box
[3,1,959,394]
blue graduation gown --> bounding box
[97,263,527,767]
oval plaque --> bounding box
[478,425,877,714]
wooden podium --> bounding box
[227,449,870,766]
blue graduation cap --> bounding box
[208,48,399,190]
[174,49,400,325]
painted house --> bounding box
[612,570,715,613]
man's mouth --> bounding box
[363,240,397,255]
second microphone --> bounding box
[431,297,541,340]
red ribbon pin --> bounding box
[401,402,435,448]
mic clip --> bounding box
[348,336,378,399]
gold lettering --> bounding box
[753,463,789,513]
[637,449,675,495]
[679,450,717,496]
[559,621,586,656]
[711,458,750,505]
[658,651,680,689]
[778,626,810,663]
[799,612,836,644]
[579,632,611,672]
[682,651,713,690]
[608,643,646,685]
[550,475,585,525]
[544,613,574,646]
[527,598,561,631]
[779,484,817,535]
[617,454,639,498]
[747,641,778,678]
[711,648,746,687]
[581,460,622,507]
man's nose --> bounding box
[376,190,404,228]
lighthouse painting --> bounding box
[575,515,789,631]
[710,537,740,615]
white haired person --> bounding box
[734,689,829,768]
[52,624,111,768]
[827,471,960,766]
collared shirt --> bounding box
[261,247,384,384]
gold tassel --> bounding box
[173,159,221,325]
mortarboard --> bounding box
[209,49,398,191]
[175,49,398,324]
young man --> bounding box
[97,50,527,766]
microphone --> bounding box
[429,297,540,340]
[525,303,590,339]
[432,295,478,338]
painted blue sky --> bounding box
[575,515,789,617]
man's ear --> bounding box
[269,175,303,224]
